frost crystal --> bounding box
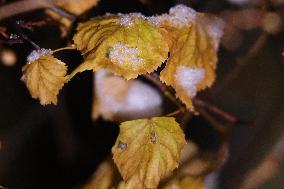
[118,13,146,27]
[175,66,205,97]
[109,43,144,66]
[148,4,197,27]
[27,48,52,63]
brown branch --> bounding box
[0,39,24,45]
[196,107,228,136]
[166,108,186,117]
[0,0,75,21]
[142,73,183,108]
[0,27,8,38]
[193,98,238,124]
[16,20,52,31]
[0,0,52,20]
[143,73,245,126]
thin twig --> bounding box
[16,20,52,31]
[0,27,8,38]
[0,0,52,20]
[142,73,183,108]
[53,45,76,53]
[166,108,185,117]
[193,98,238,124]
[197,108,228,136]
[0,39,24,45]
[14,22,40,49]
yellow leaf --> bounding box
[156,5,223,110]
[22,49,67,105]
[71,15,169,79]
[112,117,186,189]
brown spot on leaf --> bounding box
[150,132,157,144]
[117,140,127,150]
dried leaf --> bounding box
[92,70,162,122]
[112,117,186,189]
[156,6,223,110]
[22,49,67,105]
[71,15,169,79]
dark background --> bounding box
[0,0,284,188]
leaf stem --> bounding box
[142,73,183,108]
[166,108,186,117]
[0,0,76,21]
[53,45,76,53]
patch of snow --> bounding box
[200,16,224,49]
[175,66,205,97]
[148,4,197,27]
[109,43,144,67]
[118,13,146,27]
[94,70,162,121]
[27,48,52,63]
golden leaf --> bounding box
[71,15,169,79]
[112,117,186,189]
[159,13,223,110]
[22,50,67,105]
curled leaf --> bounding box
[71,15,169,79]
[112,117,186,189]
[22,49,67,105]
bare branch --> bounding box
[0,0,75,21]
[0,0,52,20]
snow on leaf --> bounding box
[70,15,169,79]
[148,4,197,27]
[159,12,223,110]
[92,70,162,122]
[22,49,67,105]
[112,117,186,189]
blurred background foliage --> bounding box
[0,0,284,188]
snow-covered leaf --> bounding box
[154,5,223,110]
[93,70,162,122]
[71,15,169,79]
[112,117,186,189]
[22,49,67,105]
